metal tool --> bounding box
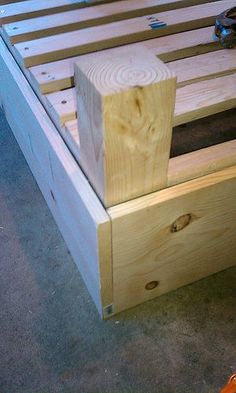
[215,7,236,48]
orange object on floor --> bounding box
[221,374,236,393]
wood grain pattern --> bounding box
[108,166,236,313]
[0,0,110,24]
[63,120,236,192]
[168,49,236,87]
[29,26,221,95]
[75,46,176,206]
[0,0,28,3]
[2,0,215,43]
[168,140,236,186]
[1,0,236,318]
[174,73,236,126]
[38,47,236,100]
[0,37,113,318]
[14,0,235,67]
[44,70,236,130]
[45,88,76,127]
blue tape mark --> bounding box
[149,21,167,30]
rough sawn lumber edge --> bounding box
[0,38,113,319]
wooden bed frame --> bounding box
[0,0,235,318]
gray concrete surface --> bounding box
[0,107,235,393]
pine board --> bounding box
[13,0,235,67]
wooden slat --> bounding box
[168,140,236,186]
[62,119,81,164]
[0,0,112,24]
[61,72,236,132]
[2,0,216,44]
[14,0,235,67]
[43,49,236,129]
[29,26,222,95]
[168,49,236,87]
[174,73,236,126]
[45,88,76,127]
[0,0,28,3]
[108,166,236,313]
[62,121,236,190]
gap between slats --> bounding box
[43,50,236,130]
[12,0,236,67]
[28,26,221,95]
[2,0,218,44]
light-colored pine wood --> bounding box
[35,46,236,101]
[0,37,113,318]
[29,26,221,95]
[1,0,236,317]
[168,140,236,186]
[44,69,236,130]
[75,46,176,207]
[45,88,76,127]
[174,73,236,126]
[30,38,236,105]
[42,89,74,130]
[168,49,236,87]
[108,166,236,313]
[14,0,235,67]
[0,0,111,24]
[62,119,81,164]
[62,120,236,190]
[0,0,28,3]
[2,0,215,44]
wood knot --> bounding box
[145,281,159,290]
[171,214,192,233]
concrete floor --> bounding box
[0,107,235,393]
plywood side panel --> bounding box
[0,38,113,318]
[109,167,236,313]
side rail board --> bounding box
[109,166,236,314]
[0,38,113,318]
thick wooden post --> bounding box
[74,47,176,207]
